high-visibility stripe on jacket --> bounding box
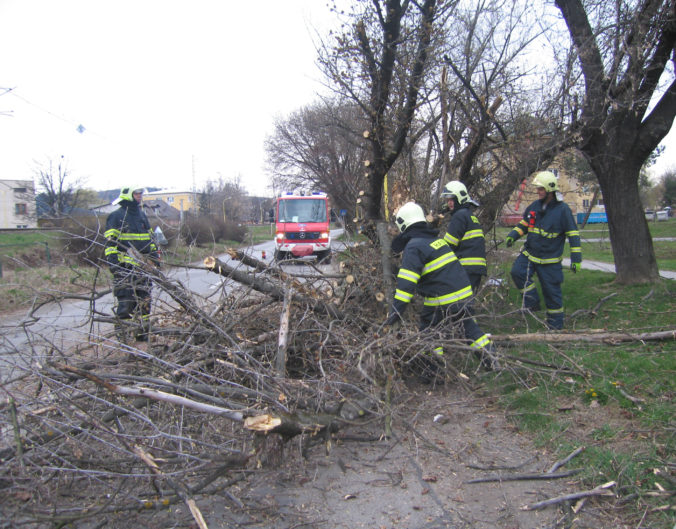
[391,225,473,317]
[443,206,487,276]
[507,198,581,266]
[104,200,158,269]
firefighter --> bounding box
[104,185,160,342]
[440,181,487,294]
[505,171,582,330]
[384,202,499,378]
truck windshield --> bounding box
[278,199,327,223]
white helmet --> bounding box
[532,171,558,192]
[440,181,470,204]
[394,202,426,233]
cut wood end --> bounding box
[375,292,385,302]
[203,256,216,267]
[244,414,282,432]
[345,274,355,284]
[226,248,238,259]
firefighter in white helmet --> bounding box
[505,171,582,329]
[384,202,499,379]
[440,181,486,294]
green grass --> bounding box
[482,265,676,528]
[246,224,276,245]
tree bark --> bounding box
[491,329,675,344]
[554,0,675,284]
[203,256,344,319]
[595,162,660,283]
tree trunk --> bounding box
[594,162,660,284]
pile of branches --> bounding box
[4,239,674,527]
[0,243,493,527]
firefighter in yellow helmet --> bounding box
[505,171,582,329]
[104,185,160,342]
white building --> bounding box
[0,179,37,229]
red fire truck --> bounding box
[274,191,331,263]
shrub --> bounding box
[180,216,246,246]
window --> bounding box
[597,198,604,206]
[15,203,27,215]
[582,199,590,208]
[167,197,174,203]
[13,187,27,193]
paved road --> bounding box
[0,230,345,377]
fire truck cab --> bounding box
[274,191,331,263]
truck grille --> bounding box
[286,232,321,240]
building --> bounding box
[0,179,37,229]
[144,189,198,214]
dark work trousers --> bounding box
[510,252,564,329]
[418,301,488,346]
[113,269,152,339]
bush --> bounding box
[56,217,108,267]
[179,216,246,246]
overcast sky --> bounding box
[0,0,335,196]
[1,1,675,200]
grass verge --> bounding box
[481,263,675,528]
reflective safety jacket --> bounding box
[443,205,487,276]
[507,198,581,265]
[104,200,158,269]
[391,225,473,317]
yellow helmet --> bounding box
[532,171,558,192]
[394,202,426,232]
[114,185,145,204]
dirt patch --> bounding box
[194,383,614,529]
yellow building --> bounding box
[144,189,198,214]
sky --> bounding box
[1,1,675,201]
[0,0,336,197]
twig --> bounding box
[547,446,585,474]
[465,468,581,484]
[521,481,616,511]
[617,387,646,405]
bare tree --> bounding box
[554,0,676,283]
[265,101,368,219]
[34,156,87,218]
[318,0,456,225]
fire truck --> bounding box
[274,191,331,263]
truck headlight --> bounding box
[275,232,285,240]
[320,232,329,239]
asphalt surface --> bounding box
[0,230,346,374]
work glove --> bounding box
[505,236,514,248]
[570,262,580,274]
